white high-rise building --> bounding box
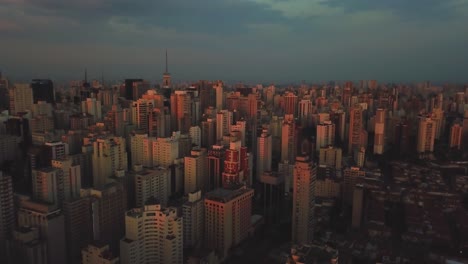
[214,81,224,110]
[298,99,313,127]
[189,126,201,147]
[216,110,233,142]
[230,120,246,146]
[417,116,436,153]
[32,168,65,208]
[256,129,272,181]
[92,136,128,188]
[81,98,102,122]
[120,203,183,264]
[319,146,342,169]
[316,120,335,151]
[82,243,119,264]
[292,155,316,244]
[51,157,81,200]
[10,83,33,115]
[130,133,155,168]
[184,148,207,194]
[134,166,170,207]
[373,108,386,154]
[182,190,204,249]
[152,137,179,167]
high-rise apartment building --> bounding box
[183,190,204,249]
[316,121,335,151]
[256,129,272,181]
[204,187,254,260]
[216,110,233,142]
[417,116,436,153]
[343,167,365,204]
[32,168,66,208]
[373,108,386,154]
[120,203,183,264]
[130,133,155,168]
[10,83,33,115]
[31,79,54,104]
[92,136,128,188]
[170,91,191,133]
[348,104,363,154]
[222,140,248,188]
[51,157,81,200]
[201,118,216,148]
[81,98,102,122]
[292,155,316,244]
[282,114,296,163]
[152,137,179,167]
[0,172,14,260]
[184,148,207,194]
[450,122,463,149]
[131,98,154,132]
[283,91,298,116]
[82,243,119,264]
[318,146,342,169]
[298,99,313,127]
[134,166,170,207]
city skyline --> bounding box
[1,0,468,82]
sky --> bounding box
[1,0,468,83]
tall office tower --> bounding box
[189,126,202,146]
[354,147,366,167]
[63,197,92,262]
[130,133,154,168]
[82,243,119,264]
[373,108,386,154]
[342,86,352,107]
[122,79,143,100]
[431,108,444,139]
[282,114,297,163]
[51,157,81,200]
[0,73,9,110]
[17,199,66,264]
[7,227,48,264]
[348,104,363,154]
[92,136,128,188]
[148,107,167,138]
[0,172,14,260]
[450,123,463,149]
[352,184,364,229]
[183,190,204,249]
[283,91,298,116]
[230,119,246,146]
[81,98,102,123]
[207,145,225,190]
[319,146,342,169]
[204,187,254,260]
[170,91,191,132]
[184,148,207,194]
[214,81,224,110]
[316,121,335,151]
[132,98,154,132]
[298,99,313,127]
[222,140,249,188]
[32,168,67,208]
[292,155,316,244]
[31,79,54,104]
[0,135,20,164]
[417,116,436,153]
[394,121,410,155]
[82,182,127,253]
[10,83,33,115]
[104,105,126,137]
[201,118,216,148]
[152,137,179,167]
[247,93,258,121]
[120,203,183,264]
[70,112,92,130]
[463,111,468,150]
[216,110,233,141]
[256,129,272,181]
[134,166,170,207]
[343,167,365,204]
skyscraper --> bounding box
[10,83,33,115]
[283,91,298,116]
[120,202,183,264]
[31,79,54,104]
[316,121,335,151]
[348,104,363,154]
[0,172,14,260]
[216,110,233,142]
[318,146,342,169]
[130,133,155,168]
[204,187,254,260]
[134,166,170,207]
[183,190,204,249]
[184,148,207,194]
[92,136,128,188]
[292,155,316,244]
[373,108,386,154]
[281,114,296,163]
[256,129,272,181]
[417,116,436,153]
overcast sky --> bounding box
[1,0,468,83]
